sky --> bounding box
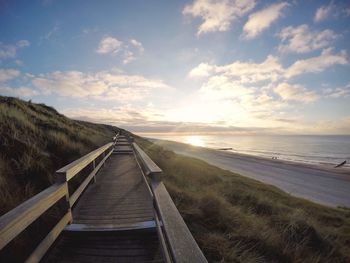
[1,0,350,135]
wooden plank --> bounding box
[69,148,113,207]
[133,143,162,179]
[56,142,113,181]
[71,154,155,229]
[25,211,72,263]
[154,212,172,263]
[0,183,67,249]
[65,221,156,231]
[42,229,164,263]
[151,181,207,263]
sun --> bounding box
[184,135,205,147]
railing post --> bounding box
[55,172,72,224]
[92,159,97,183]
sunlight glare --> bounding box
[184,135,205,147]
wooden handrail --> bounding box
[133,142,162,180]
[0,183,68,250]
[69,147,114,207]
[133,142,207,263]
[56,142,113,181]
[0,140,116,262]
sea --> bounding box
[139,133,350,168]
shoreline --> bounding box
[149,137,350,175]
[150,138,350,207]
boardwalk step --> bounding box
[65,220,156,232]
[42,228,164,263]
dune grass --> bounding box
[135,136,350,263]
[0,96,116,215]
[0,96,117,262]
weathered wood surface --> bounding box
[72,154,155,227]
[114,144,133,153]
[133,143,162,177]
[41,139,165,262]
[151,181,207,263]
[0,183,68,250]
[69,148,113,207]
[25,211,72,263]
[42,229,164,263]
[1,135,206,263]
[56,142,113,181]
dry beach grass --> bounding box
[135,136,350,263]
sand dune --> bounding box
[153,139,350,208]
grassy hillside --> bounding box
[1,97,349,262]
[0,96,117,215]
[135,136,350,263]
[0,96,118,261]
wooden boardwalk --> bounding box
[0,133,207,263]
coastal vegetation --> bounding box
[135,136,350,263]
[0,96,116,261]
[1,96,349,262]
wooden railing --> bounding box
[132,141,208,263]
[0,132,206,263]
[0,137,117,263]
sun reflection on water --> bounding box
[184,135,205,147]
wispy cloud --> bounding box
[313,1,350,22]
[274,83,319,103]
[323,82,350,98]
[39,24,60,44]
[242,2,289,39]
[63,105,289,134]
[0,69,20,82]
[314,2,335,23]
[96,36,123,54]
[183,0,256,35]
[96,36,144,64]
[0,40,30,60]
[278,24,338,54]
[190,48,348,82]
[285,48,347,78]
[0,86,38,97]
[30,69,170,101]
[189,55,283,83]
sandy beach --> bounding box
[152,139,350,208]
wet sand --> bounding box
[152,139,350,208]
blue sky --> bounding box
[1,0,350,134]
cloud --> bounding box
[188,62,215,78]
[96,36,123,54]
[314,2,350,22]
[16,40,30,48]
[190,48,348,83]
[323,82,350,98]
[187,48,348,127]
[63,106,284,134]
[183,0,256,35]
[0,86,38,97]
[0,40,30,60]
[274,83,319,103]
[130,39,144,53]
[189,55,284,83]
[39,24,60,44]
[278,24,338,54]
[314,2,334,22]
[31,69,171,101]
[243,2,289,39]
[285,48,347,78]
[96,37,144,64]
[0,69,20,82]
